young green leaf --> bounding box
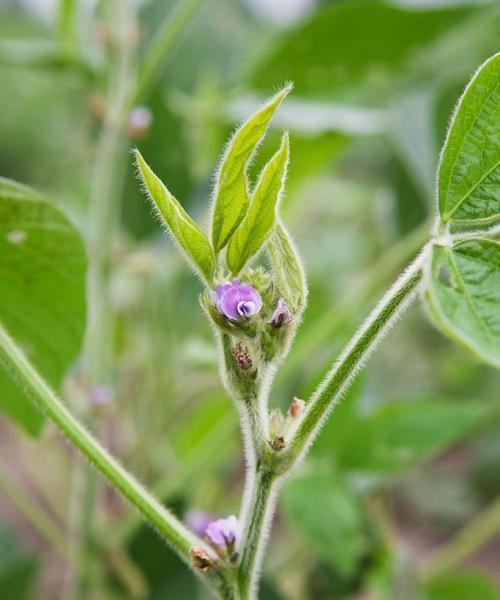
[425,239,500,367]
[211,83,292,252]
[226,133,289,275]
[268,220,307,312]
[0,177,87,436]
[135,150,215,283]
[438,52,500,224]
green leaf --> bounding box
[251,3,473,103]
[268,220,307,312]
[426,571,500,600]
[0,177,86,435]
[211,84,292,252]
[425,239,500,367]
[226,133,289,275]
[438,52,500,224]
[324,397,488,474]
[281,473,366,577]
[135,150,215,283]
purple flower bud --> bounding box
[205,515,240,549]
[185,510,215,538]
[89,384,114,407]
[127,106,152,139]
[213,279,262,321]
[268,298,292,327]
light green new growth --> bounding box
[135,149,215,283]
[227,132,290,275]
[211,83,292,252]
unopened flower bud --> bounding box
[212,279,262,321]
[190,547,216,572]
[268,298,292,328]
[270,436,285,452]
[205,515,240,556]
[89,384,114,408]
[127,106,152,139]
[288,397,305,419]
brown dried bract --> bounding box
[190,547,216,572]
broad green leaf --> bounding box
[282,473,366,577]
[268,220,307,312]
[320,397,488,474]
[211,84,292,251]
[226,133,289,275]
[426,571,500,600]
[135,150,215,283]
[425,239,500,367]
[251,3,473,103]
[438,52,500,224]
[0,177,86,435]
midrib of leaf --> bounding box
[443,80,499,220]
[444,246,495,346]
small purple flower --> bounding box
[268,298,292,327]
[205,515,240,550]
[89,384,114,407]
[185,510,215,538]
[213,279,262,321]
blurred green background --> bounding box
[0,0,499,598]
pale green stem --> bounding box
[287,249,426,461]
[0,322,221,586]
[237,469,277,600]
[70,1,137,596]
[420,493,500,581]
[235,249,427,598]
[278,220,429,385]
[131,0,205,104]
[57,0,77,55]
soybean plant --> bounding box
[0,53,499,599]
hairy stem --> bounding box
[0,323,219,585]
[238,469,277,599]
[287,248,426,461]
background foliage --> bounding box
[0,0,499,598]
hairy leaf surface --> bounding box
[226,133,289,275]
[135,150,215,282]
[439,53,500,224]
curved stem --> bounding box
[286,248,427,461]
[0,323,220,586]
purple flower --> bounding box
[205,515,240,549]
[185,510,215,538]
[268,298,292,327]
[213,279,262,320]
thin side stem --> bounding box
[0,323,214,575]
[287,248,427,461]
[420,493,500,581]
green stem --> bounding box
[420,494,500,581]
[57,0,77,56]
[278,221,429,386]
[238,469,277,599]
[131,0,205,104]
[287,248,426,461]
[0,322,215,578]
